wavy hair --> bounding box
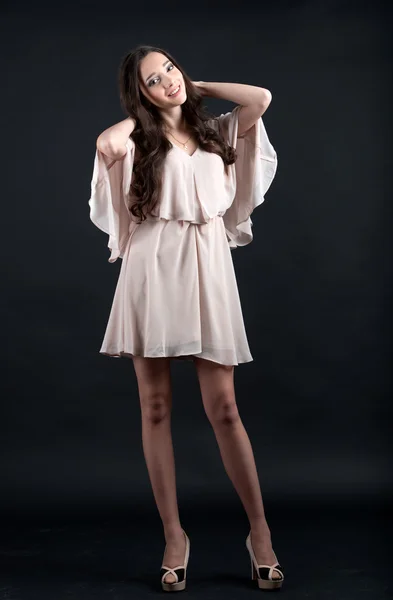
[118,45,237,223]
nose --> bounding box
[163,74,175,88]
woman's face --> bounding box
[139,52,186,109]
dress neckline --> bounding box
[171,143,199,159]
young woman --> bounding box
[89,45,283,592]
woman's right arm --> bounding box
[96,117,136,160]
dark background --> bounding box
[1,0,392,598]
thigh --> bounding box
[132,356,172,415]
[193,357,237,423]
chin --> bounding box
[176,91,187,105]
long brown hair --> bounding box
[118,45,237,223]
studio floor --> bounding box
[0,500,390,599]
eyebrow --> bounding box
[145,59,170,83]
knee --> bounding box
[206,393,240,427]
[140,391,172,424]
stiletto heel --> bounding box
[251,558,258,580]
[160,529,190,592]
[246,531,284,590]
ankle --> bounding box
[163,523,184,540]
[250,518,271,537]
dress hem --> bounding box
[98,349,253,367]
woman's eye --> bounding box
[148,64,174,87]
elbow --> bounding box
[96,136,127,160]
[96,133,108,152]
[96,137,127,160]
[256,90,272,116]
[260,89,272,105]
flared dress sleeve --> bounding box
[88,137,137,263]
[211,105,278,248]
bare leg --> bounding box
[194,357,281,578]
[132,356,186,584]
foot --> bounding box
[162,530,187,585]
[250,527,282,580]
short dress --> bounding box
[88,105,278,366]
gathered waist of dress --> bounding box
[140,211,226,225]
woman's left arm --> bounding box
[193,81,272,137]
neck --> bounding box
[160,106,186,132]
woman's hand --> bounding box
[191,81,205,95]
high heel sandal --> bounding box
[246,531,284,590]
[160,529,190,592]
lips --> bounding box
[168,84,181,97]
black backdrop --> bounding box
[1,0,391,592]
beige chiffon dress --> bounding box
[88,106,278,366]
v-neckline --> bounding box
[171,143,199,159]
